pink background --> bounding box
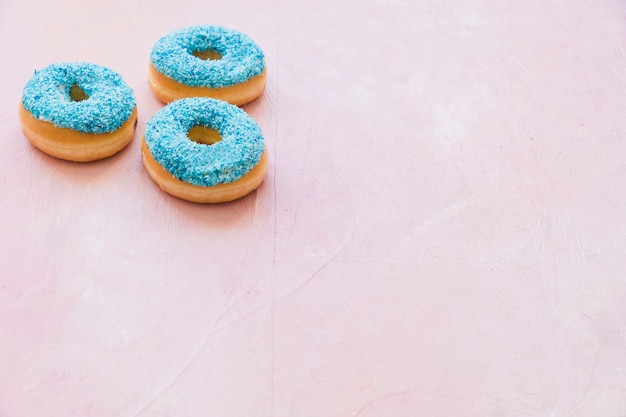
[2,0,626,415]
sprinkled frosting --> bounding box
[150,25,265,88]
[144,98,264,187]
[22,62,136,134]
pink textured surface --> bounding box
[1,0,626,415]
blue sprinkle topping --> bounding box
[150,25,265,88]
[22,62,136,134]
[144,98,264,187]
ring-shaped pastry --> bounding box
[19,62,137,162]
[142,98,267,203]
[149,25,266,105]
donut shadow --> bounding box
[175,188,263,226]
[153,177,270,230]
[29,134,136,186]
[240,92,266,117]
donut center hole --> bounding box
[188,125,222,145]
[69,84,89,102]
[192,48,222,61]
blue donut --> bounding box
[143,98,265,187]
[22,62,136,134]
[150,25,265,88]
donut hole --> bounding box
[69,84,89,102]
[192,48,222,61]
[188,125,222,145]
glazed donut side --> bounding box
[19,105,137,162]
[142,139,268,203]
[148,64,266,106]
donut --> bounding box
[142,97,268,203]
[148,25,266,106]
[19,62,137,162]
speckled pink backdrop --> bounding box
[1,0,626,416]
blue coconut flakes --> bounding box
[150,25,265,88]
[22,62,136,134]
[144,98,265,187]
